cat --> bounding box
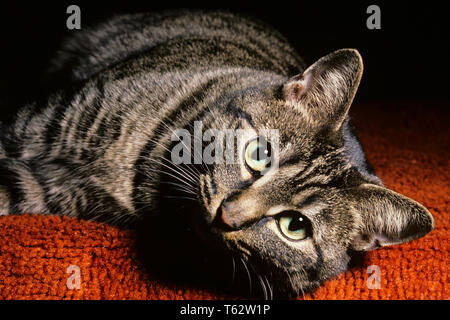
[0,10,434,298]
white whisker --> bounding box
[240,257,252,296]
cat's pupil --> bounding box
[277,213,311,241]
[251,148,267,161]
[288,217,304,232]
[251,141,271,161]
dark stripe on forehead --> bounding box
[219,79,282,129]
[295,178,344,194]
[224,102,254,127]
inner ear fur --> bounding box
[283,48,363,131]
[346,184,434,251]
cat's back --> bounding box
[49,11,305,82]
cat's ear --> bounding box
[283,48,363,131]
[347,184,434,251]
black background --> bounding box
[0,1,448,122]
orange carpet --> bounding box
[0,100,448,300]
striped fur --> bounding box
[0,11,433,298]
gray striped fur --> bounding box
[0,11,433,297]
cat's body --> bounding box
[0,11,433,298]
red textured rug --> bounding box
[0,100,448,299]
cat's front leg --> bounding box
[0,158,49,215]
[0,185,10,215]
[0,159,14,215]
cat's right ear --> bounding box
[283,49,363,131]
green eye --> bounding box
[277,212,312,241]
[244,138,272,173]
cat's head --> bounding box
[145,49,434,298]
[184,49,434,297]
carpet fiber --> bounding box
[0,100,448,299]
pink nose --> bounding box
[218,203,235,229]
[214,201,251,231]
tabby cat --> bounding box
[0,11,434,298]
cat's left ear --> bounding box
[346,184,434,251]
[283,48,363,131]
